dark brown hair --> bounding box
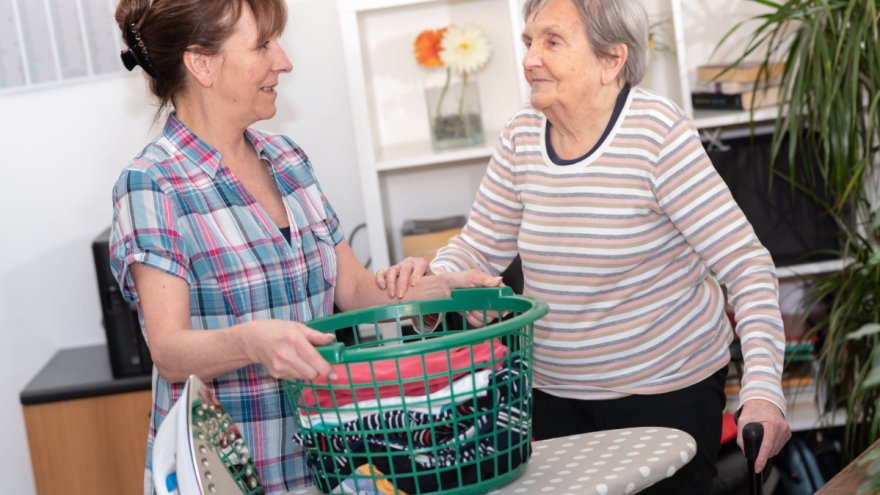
[116,0,288,112]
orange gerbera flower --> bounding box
[414,28,447,68]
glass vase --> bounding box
[424,81,485,150]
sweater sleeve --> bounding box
[654,116,787,415]
[431,120,524,276]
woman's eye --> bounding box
[261,41,270,49]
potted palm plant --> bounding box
[718,0,880,486]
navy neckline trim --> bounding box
[546,83,630,166]
[279,226,292,245]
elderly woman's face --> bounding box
[521,0,604,111]
[213,6,292,123]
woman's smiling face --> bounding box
[521,0,605,112]
[213,4,292,123]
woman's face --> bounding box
[521,0,605,112]
[214,6,292,124]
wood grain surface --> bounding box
[816,438,880,495]
[24,390,152,495]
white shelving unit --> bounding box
[338,0,840,278]
[787,407,848,433]
[337,0,529,268]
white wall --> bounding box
[0,1,364,493]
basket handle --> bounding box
[316,342,346,364]
[450,286,514,304]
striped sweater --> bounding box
[432,87,786,413]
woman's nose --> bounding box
[274,45,293,73]
[522,43,542,70]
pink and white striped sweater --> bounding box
[432,87,786,413]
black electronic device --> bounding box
[92,228,153,378]
[705,133,840,267]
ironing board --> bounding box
[285,427,695,495]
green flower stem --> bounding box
[458,71,468,124]
[436,68,451,118]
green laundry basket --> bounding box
[284,287,548,495]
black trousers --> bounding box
[532,366,728,495]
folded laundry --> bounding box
[300,369,494,429]
[331,464,406,495]
[295,355,531,495]
[300,339,508,410]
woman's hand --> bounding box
[438,269,505,327]
[736,399,791,473]
[242,320,337,381]
[442,269,504,292]
[376,257,434,299]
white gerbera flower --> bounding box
[440,24,491,74]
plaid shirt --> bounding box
[110,113,343,495]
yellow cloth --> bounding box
[355,464,409,495]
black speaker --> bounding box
[92,228,153,378]
[705,133,840,267]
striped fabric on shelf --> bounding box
[431,87,786,414]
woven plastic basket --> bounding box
[284,287,548,495]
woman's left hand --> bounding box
[736,399,791,473]
[376,257,433,299]
[441,270,505,327]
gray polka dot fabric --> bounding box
[286,427,695,495]
[490,428,696,495]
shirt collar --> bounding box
[162,113,273,178]
[244,128,272,162]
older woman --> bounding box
[377,0,791,492]
[109,0,500,493]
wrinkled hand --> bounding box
[376,257,433,299]
[243,320,337,381]
[737,399,791,473]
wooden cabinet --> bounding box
[20,345,152,495]
[24,390,152,495]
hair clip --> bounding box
[120,22,156,78]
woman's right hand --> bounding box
[376,257,434,299]
[243,320,337,381]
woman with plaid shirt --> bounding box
[110,0,501,493]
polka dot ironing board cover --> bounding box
[287,427,695,495]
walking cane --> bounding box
[743,422,765,495]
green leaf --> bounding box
[870,249,880,267]
[858,447,880,467]
[749,0,782,7]
[868,457,880,477]
[849,324,880,340]
[863,367,880,390]
[858,474,880,495]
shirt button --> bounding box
[296,242,302,248]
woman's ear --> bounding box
[183,48,215,88]
[601,44,628,86]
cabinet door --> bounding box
[24,390,152,495]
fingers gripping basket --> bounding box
[284,287,548,495]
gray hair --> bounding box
[522,0,649,87]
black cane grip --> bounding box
[743,422,764,460]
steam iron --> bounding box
[152,375,265,495]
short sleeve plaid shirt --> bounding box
[110,113,344,495]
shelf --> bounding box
[787,407,848,433]
[692,105,781,129]
[338,0,526,268]
[776,258,849,279]
[375,132,499,171]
